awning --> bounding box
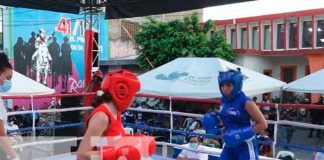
[139,58,285,99]
[2,71,55,96]
[283,69,324,93]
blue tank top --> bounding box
[219,92,252,131]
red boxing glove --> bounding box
[130,134,156,156]
[101,146,116,160]
[148,136,156,156]
[116,145,141,160]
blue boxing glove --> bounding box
[223,126,255,148]
[202,112,219,130]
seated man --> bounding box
[177,135,208,160]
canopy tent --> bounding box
[0,0,253,19]
[139,58,285,99]
[2,71,55,96]
[283,69,324,93]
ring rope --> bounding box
[7,122,84,134]
[156,142,275,160]
[127,108,324,130]
[124,123,324,153]
[12,137,83,149]
[7,106,93,116]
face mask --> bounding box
[0,80,12,93]
[189,143,198,149]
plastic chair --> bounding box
[276,151,295,160]
[124,127,134,135]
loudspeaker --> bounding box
[61,95,82,122]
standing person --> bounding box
[60,36,72,92]
[213,69,267,160]
[13,37,26,75]
[280,109,295,149]
[48,37,60,88]
[0,53,20,160]
[25,32,37,78]
[84,70,104,121]
[309,97,324,138]
[77,70,144,160]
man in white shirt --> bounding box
[177,135,208,160]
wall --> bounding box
[235,54,309,100]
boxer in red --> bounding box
[77,70,155,160]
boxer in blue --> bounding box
[205,69,267,160]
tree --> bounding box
[134,13,235,71]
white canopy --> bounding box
[2,71,55,96]
[139,58,285,99]
[283,69,324,93]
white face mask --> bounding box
[189,143,199,149]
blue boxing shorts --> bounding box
[220,137,259,160]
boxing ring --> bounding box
[33,153,173,160]
[3,93,324,160]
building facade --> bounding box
[206,4,324,100]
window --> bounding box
[263,25,271,50]
[316,20,324,47]
[252,26,259,49]
[230,29,236,48]
[121,20,140,42]
[240,28,247,49]
[277,24,285,49]
[288,22,297,48]
[302,21,312,48]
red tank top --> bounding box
[87,104,125,137]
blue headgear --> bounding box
[218,68,243,100]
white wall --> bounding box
[234,54,309,100]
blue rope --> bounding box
[124,122,324,153]
[7,122,324,153]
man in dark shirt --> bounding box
[309,97,324,138]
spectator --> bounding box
[189,120,203,131]
[177,135,208,160]
[253,96,258,103]
[11,106,23,128]
[123,111,135,124]
[313,147,324,160]
[308,97,324,138]
[257,132,271,157]
[261,95,271,119]
[262,95,271,109]
[280,109,296,149]
[267,108,277,138]
[298,98,310,122]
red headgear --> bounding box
[94,70,103,78]
[101,70,140,112]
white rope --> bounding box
[277,120,324,130]
[127,108,324,130]
[7,106,94,116]
[156,142,277,160]
[12,137,83,149]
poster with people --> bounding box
[3,8,109,108]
